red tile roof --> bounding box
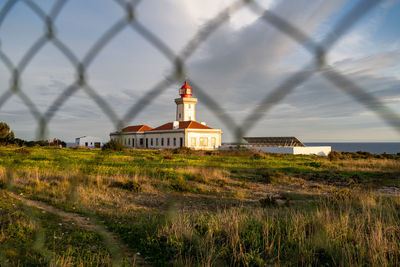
[151,121,213,131]
[122,125,153,132]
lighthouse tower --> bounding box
[175,81,198,121]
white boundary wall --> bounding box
[254,146,331,156]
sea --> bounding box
[305,143,400,155]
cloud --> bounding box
[0,0,399,142]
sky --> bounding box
[0,0,399,142]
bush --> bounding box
[328,150,341,161]
[259,196,278,208]
[109,180,142,192]
[14,148,30,155]
[172,147,193,155]
[170,175,191,192]
[102,140,125,151]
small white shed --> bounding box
[75,136,103,148]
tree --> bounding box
[0,122,10,139]
[0,122,15,145]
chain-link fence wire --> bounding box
[0,0,399,140]
[1,0,400,265]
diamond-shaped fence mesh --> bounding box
[0,0,398,140]
[0,0,399,265]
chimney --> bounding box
[173,121,179,129]
[200,122,206,125]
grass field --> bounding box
[0,146,399,266]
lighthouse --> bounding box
[175,81,198,121]
[110,80,222,150]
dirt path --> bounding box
[8,192,149,267]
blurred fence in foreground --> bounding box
[0,0,399,266]
[0,0,398,140]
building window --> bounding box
[200,137,208,147]
[180,137,183,147]
[167,138,170,146]
[132,138,135,147]
[161,138,164,146]
[156,138,159,146]
[173,138,176,146]
[140,138,143,146]
[151,138,153,146]
[211,137,216,147]
[128,139,130,145]
[85,142,88,147]
[191,137,196,147]
[179,113,181,118]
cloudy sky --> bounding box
[0,0,399,142]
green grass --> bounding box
[0,191,112,266]
[0,146,399,266]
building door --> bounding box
[132,138,135,148]
[146,138,148,148]
[94,142,100,148]
[180,137,183,147]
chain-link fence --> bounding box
[0,0,398,140]
[1,0,399,265]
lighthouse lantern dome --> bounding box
[179,81,192,98]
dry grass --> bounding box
[325,158,400,172]
[1,147,399,266]
[152,192,400,266]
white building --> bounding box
[110,81,222,150]
[75,136,103,148]
[243,137,331,156]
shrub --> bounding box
[172,147,193,155]
[256,169,285,184]
[170,176,191,192]
[252,151,268,159]
[259,196,278,208]
[102,140,124,151]
[328,150,341,161]
[14,148,30,155]
[109,180,142,192]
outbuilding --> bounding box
[244,137,331,156]
[75,136,103,148]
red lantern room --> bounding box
[179,80,192,98]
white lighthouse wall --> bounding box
[110,133,145,148]
[177,103,195,121]
[184,103,195,121]
[113,132,186,149]
[144,132,186,149]
[187,131,221,150]
[177,104,183,121]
